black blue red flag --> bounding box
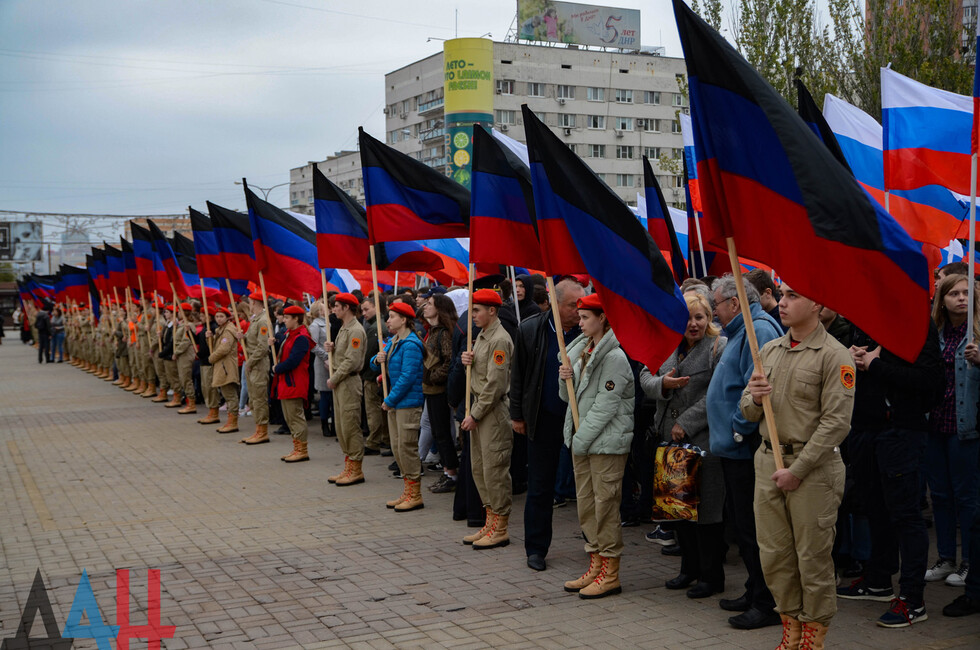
[147,220,190,298]
[312,166,371,271]
[673,0,929,361]
[130,221,165,294]
[206,201,256,283]
[643,156,688,284]
[522,105,689,370]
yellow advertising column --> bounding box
[443,38,494,189]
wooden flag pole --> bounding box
[224,278,247,362]
[112,287,122,326]
[693,216,708,278]
[726,237,783,470]
[200,280,213,353]
[320,268,334,375]
[546,276,581,430]
[465,263,474,419]
[153,290,163,350]
[509,265,522,324]
[171,282,198,354]
[369,245,389,397]
[257,270,278,365]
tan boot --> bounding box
[463,507,492,545]
[328,457,350,483]
[387,477,411,508]
[178,397,197,415]
[140,382,156,398]
[798,621,827,650]
[151,388,168,403]
[164,393,183,408]
[775,615,803,650]
[282,440,309,462]
[564,553,602,592]
[102,369,114,380]
[335,459,364,485]
[216,410,239,433]
[472,512,509,550]
[128,378,144,393]
[124,377,138,391]
[578,556,621,599]
[394,480,424,512]
[240,424,270,445]
[113,374,126,386]
[197,408,220,424]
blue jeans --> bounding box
[50,331,65,361]
[926,433,980,561]
[239,365,249,410]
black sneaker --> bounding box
[380,446,393,457]
[836,578,895,602]
[427,462,444,471]
[943,594,980,617]
[430,475,457,494]
[877,597,928,628]
[363,447,381,456]
[387,461,399,472]
[662,543,681,556]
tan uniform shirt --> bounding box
[469,318,514,422]
[244,312,271,365]
[332,318,367,385]
[740,324,856,480]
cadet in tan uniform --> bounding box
[208,307,241,434]
[137,308,158,398]
[160,306,181,407]
[741,283,855,650]
[460,289,515,550]
[113,312,130,387]
[151,303,171,402]
[240,291,273,445]
[325,292,367,486]
[174,303,198,414]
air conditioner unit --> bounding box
[563,127,571,136]
[615,130,624,138]
[499,124,509,131]
[496,88,502,94]
[399,112,408,119]
[558,98,566,105]
[636,119,646,129]
[382,107,388,115]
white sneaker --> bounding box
[945,563,969,587]
[925,558,957,582]
[423,451,441,464]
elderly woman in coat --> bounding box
[308,299,335,437]
[641,291,727,599]
[207,306,241,435]
[558,293,635,600]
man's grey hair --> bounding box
[711,274,760,304]
[555,278,586,303]
[683,284,714,310]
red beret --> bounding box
[283,305,305,316]
[249,290,264,301]
[180,302,192,311]
[388,302,416,319]
[214,306,230,316]
[164,305,175,312]
[576,293,603,312]
[334,292,359,308]
[472,289,502,307]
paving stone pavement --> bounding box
[1,341,979,648]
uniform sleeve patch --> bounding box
[259,326,268,336]
[493,350,506,366]
[352,337,361,349]
[840,365,856,390]
[605,380,615,391]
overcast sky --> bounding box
[0,0,690,218]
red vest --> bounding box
[274,325,311,401]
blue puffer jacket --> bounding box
[372,331,425,410]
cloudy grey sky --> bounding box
[0,0,686,217]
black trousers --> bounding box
[38,333,50,362]
[524,413,564,557]
[852,428,929,604]
[721,456,776,609]
[676,521,726,587]
[453,427,484,525]
[426,392,458,471]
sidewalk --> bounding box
[1,341,977,648]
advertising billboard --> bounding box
[443,38,494,189]
[0,221,43,262]
[517,1,640,50]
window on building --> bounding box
[558,113,575,128]
[644,90,661,105]
[644,146,661,160]
[589,144,605,158]
[587,115,605,129]
[528,82,544,97]
[616,174,635,187]
[616,145,634,160]
[497,79,514,95]
[673,93,686,107]
[587,87,605,102]
[649,118,662,132]
[615,117,633,131]
[672,119,681,134]
[291,191,297,199]
[615,89,633,103]
[497,109,516,125]
[567,143,577,154]
[557,84,575,99]
[561,63,572,69]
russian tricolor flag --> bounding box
[313,166,371,271]
[679,113,702,213]
[359,127,470,243]
[883,67,973,196]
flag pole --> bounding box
[394,270,399,293]
[465,262,474,419]
[224,278,247,362]
[509,265,521,324]
[171,282,198,354]
[693,216,708,278]
[153,290,162,350]
[546,276,580,430]
[257,270,278,365]
[320,268,333,375]
[969,154,977,343]
[726,237,783,470]
[200,279,213,353]
[369,245,388,397]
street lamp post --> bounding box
[234,180,290,202]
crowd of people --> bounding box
[13,264,980,650]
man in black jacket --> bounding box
[836,322,943,628]
[511,278,584,571]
